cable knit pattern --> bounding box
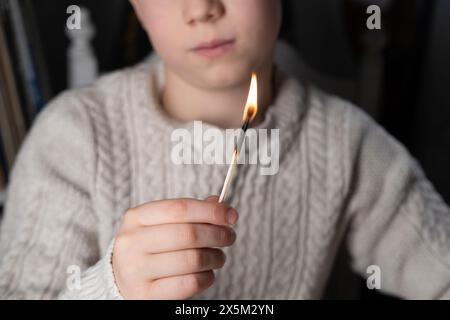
[1,54,450,299]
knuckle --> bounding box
[124,206,147,229]
[173,199,189,218]
[182,273,202,292]
[186,250,204,269]
[144,283,159,300]
[122,258,140,276]
[115,232,133,251]
[120,207,137,228]
[210,204,224,224]
[124,207,138,221]
[185,225,199,244]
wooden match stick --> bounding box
[218,73,257,204]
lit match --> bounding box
[218,72,258,203]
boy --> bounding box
[0,0,449,299]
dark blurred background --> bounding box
[0,0,449,300]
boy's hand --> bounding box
[112,196,238,299]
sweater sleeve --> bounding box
[0,92,123,299]
[344,106,450,299]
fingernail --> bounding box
[230,228,237,241]
[227,208,238,225]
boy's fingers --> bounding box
[142,223,236,254]
[146,271,215,300]
[142,248,226,280]
[125,198,238,229]
[130,223,237,254]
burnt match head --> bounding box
[246,105,256,121]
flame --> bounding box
[242,72,258,122]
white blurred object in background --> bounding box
[66,7,98,89]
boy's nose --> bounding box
[183,0,224,25]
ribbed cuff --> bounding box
[58,239,124,300]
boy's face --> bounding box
[130,0,282,89]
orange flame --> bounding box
[242,72,258,122]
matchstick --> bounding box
[218,71,257,204]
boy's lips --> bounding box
[191,39,236,58]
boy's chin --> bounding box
[196,64,254,90]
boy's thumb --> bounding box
[205,195,220,203]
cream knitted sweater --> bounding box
[1,55,450,300]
